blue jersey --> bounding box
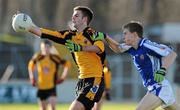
[120,38,172,87]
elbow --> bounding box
[170,51,177,59]
[114,49,121,53]
[109,45,121,53]
[113,48,122,54]
[172,51,177,57]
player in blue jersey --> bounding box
[104,21,180,110]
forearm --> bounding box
[105,36,121,53]
[161,51,177,69]
[29,26,42,37]
[28,71,35,80]
[61,67,69,79]
[28,61,35,80]
[82,45,101,53]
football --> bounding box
[12,13,33,32]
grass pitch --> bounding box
[0,102,163,110]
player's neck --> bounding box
[132,38,141,49]
[42,51,50,56]
[77,24,87,33]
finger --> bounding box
[154,74,157,81]
[158,76,161,82]
[16,10,21,14]
[156,75,159,82]
[65,43,71,47]
[65,43,68,46]
[66,40,72,43]
[156,75,160,82]
[160,76,164,82]
[12,15,16,20]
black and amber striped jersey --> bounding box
[40,27,106,79]
[103,59,111,89]
[28,52,70,90]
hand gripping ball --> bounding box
[12,13,34,32]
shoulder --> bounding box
[142,39,159,47]
[58,29,77,35]
[142,39,173,56]
[32,52,42,60]
[50,54,62,63]
[142,39,170,50]
[87,27,105,36]
[86,27,96,34]
[31,52,44,62]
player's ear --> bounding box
[82,16,88,24]
[133,32,139,38]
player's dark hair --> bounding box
[42,39,52,46]
[74,6,94,25]
[122,21,143,38]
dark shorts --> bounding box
[37,87,56,101]
[76,77,105,110]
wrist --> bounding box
[30,78,36,86]
[56,78,64,84]
[75,44,82,51]
[30,78,35,82]
[157,67,166,76]
[160,67,166,71]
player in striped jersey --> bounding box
[28,40,71,110]
[105,21,180,110]
[26,6,106,110]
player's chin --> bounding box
[73,24,77,28]
[124,40,130,45]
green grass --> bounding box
[0,102,163,110]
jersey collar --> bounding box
[139,38,146,46]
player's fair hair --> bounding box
[74,6,94,25]
[122,21,143,38]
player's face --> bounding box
[72,10,85,29]
[122,29,135,45]
[41,43,50,55]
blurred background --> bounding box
[0,0,180,105]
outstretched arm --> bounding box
[28,60,36,86]
[12,13,42,37]
[105,35,121,53]
[105,35,130,53]
[154,50,177,83]
[161,50,177,69]
[65,40,104,53]
[29,26,42,37]
[56,61,71,84]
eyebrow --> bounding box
[73,13,79,16]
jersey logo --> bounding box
[84,39,88,44]
[90,85,99,93]
[140,54,144,60]
[43,66,50,74]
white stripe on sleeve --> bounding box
[143,40,172,57]
[119,43,131,52]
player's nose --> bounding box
[72,16,75,21]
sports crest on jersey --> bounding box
[90,85,99,93]
[140,54,144,60]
